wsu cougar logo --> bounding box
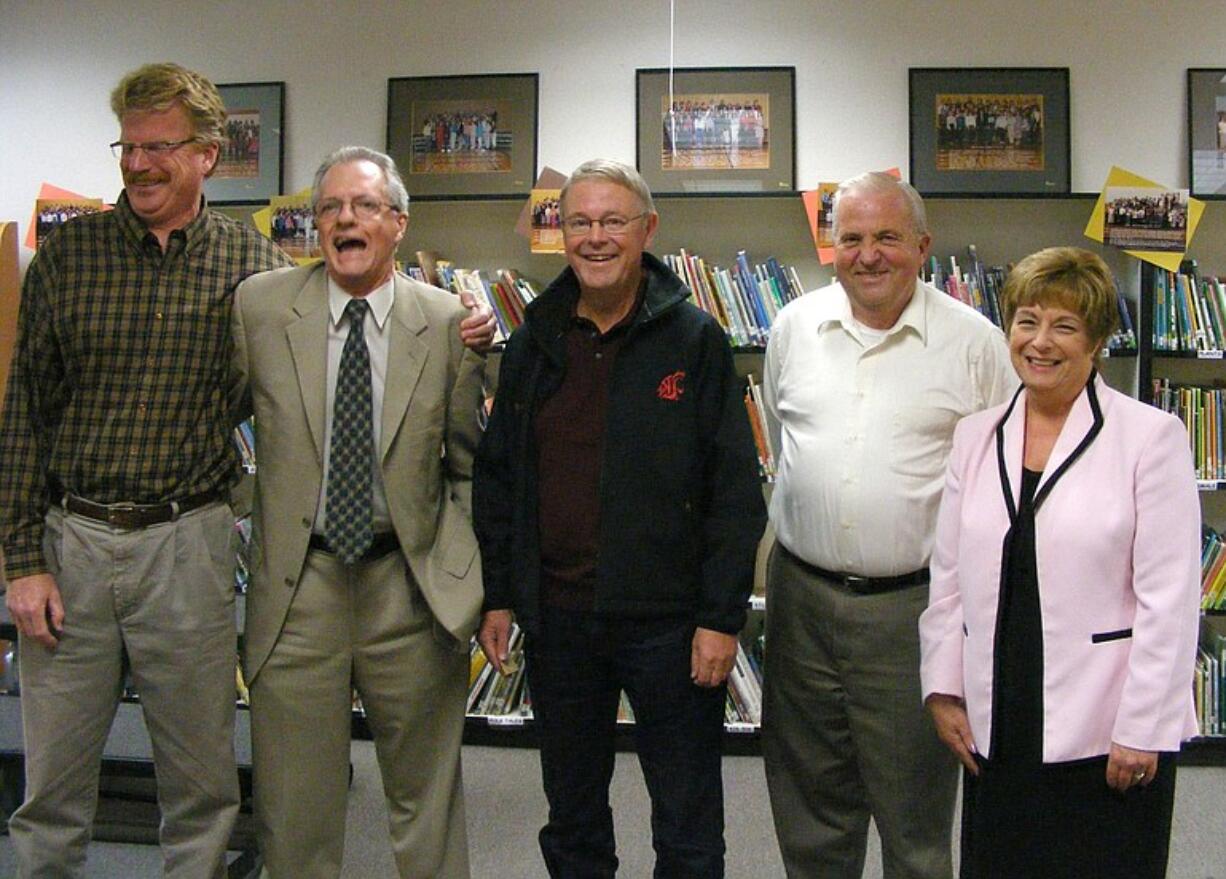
[657,370,686,401]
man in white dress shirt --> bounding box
[760,172,1016,878]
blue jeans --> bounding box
[525,606,727,879]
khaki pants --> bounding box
[250,546,469,879]
[9,503,240,879]
[761,544,958,879]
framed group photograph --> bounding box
[636,66,795,196]
[1188,68,1226,199]
[386,73,538,200]
[205,81,285,205]
[908,68,1070,196]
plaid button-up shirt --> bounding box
[0,193,291,579]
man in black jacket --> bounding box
[474,159,765,878]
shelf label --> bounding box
[486,714,526,727]
[1196,480,1221,491]
[725,722,758,734]
[1198,350,1224,360]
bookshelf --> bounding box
[1139,256,1226,758]
[229,195,1226,764]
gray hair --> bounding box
[312,146,410,214]
[560,158,656,216]
[831,171,928,238]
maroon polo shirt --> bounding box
[535,288,644,611]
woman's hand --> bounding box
[925,693,979,775]
[1105,742,1158,792]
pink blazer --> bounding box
[920,374,1201,762]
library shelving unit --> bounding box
[1137,256,1226,766]
[402,192,1226,766]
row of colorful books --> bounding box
[925,247,1137,351]
[463,633,765,729]
[1151,267,1226,354]
[663,250,806,348]
[744,374,776,480]
[1201,527,1226,612]
[467,623,530,718]
[1151,380,1226,482]
[1196,628,1226,736]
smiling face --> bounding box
[119,103,217,239]
[833,187,931,329]
[1008,302,1099,405]
[561,179,658,303]
[316,159,407,297]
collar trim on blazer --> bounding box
[994,370,1105,525]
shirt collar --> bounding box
[822,277,930,346]
[113,190,212,255]
[328,275,395,330]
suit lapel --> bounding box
[1032,374,1105,510]
[995,385,1027,525]
[286,266,331,462]
[381,275,429,462]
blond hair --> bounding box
[110,62,227,147]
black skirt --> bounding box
[960,469,1178,879]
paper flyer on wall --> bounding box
[1084,166,1205,271]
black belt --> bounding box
[782,545,929,595]
[308,532,400,563]
[58,489,222,529]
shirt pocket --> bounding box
[889,404,960,480]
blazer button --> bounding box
[284,577,294,588]
[301,517,311,528]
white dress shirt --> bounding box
[313,276,395,535]
[763,277,1016,576]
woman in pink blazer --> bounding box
[919,247,1201,878]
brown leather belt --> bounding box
[308,532,400,563]
[58,489,223,529]
[781,545,929,595]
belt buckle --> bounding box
[106,501,139,528]
[844,574,869,588]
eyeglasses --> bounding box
[560,212,649,237]
[315,197,397,221]
[109,139,199,159]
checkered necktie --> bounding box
[325,298,373,565]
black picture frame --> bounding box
[636,66,795,196]
[908,67,1070,196]
[206,81,285,205]
[386,73,538,201]
[1188,68,1226,199]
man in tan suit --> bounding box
[231,145,485,878]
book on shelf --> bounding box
[1201,526,1226,612]
[1151,264,1226,354]
[925,247,1137,353]
[743,373,776,480]
[1195,627,1225,736]
[1151,379,1226,481]
[662,249,805,348]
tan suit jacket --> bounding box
[232,263,485,684]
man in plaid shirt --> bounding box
[0,62,291,877]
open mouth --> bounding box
[334,236,366,253]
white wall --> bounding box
[2,0,1222,256]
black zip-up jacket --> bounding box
[473,253,766,636]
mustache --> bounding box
[124,172,167,186]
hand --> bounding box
[458,291,498,353]
[5,573,64,650]
[690,627,737,688]
[1106,742,1159,792]
[925,693,979,775]
[477,609,514,674]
